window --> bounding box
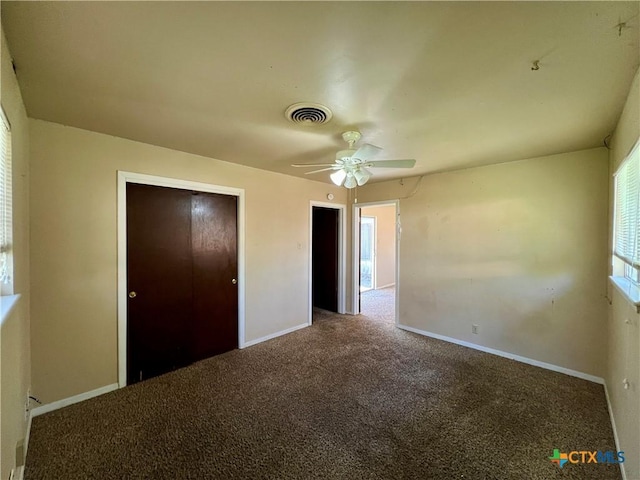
[0,107,12,292]
[613,140,640,287]
[360,216,375,291]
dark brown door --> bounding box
[126,184,193,384]
[312,207,339,313]
[191,192,238,359]
[126,184,238,385]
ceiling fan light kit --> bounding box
[330,169,347,186]
[344,174,357,189]
[330,162,371,188]
[292,130,416,189]
[354,168,372,186]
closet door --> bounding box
[191,192,238,361]
[126,183,193,384]
[126,183,239,385]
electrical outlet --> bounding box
[472,324,479,334]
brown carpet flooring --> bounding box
[26,305,620,479]
[360,287,395,322]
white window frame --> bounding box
[0,106,13,296]
[610,139,640,312]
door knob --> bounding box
[231,279,237,285]
[129,291,137,298]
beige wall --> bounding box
[607,66,639,480]
[1,30,31,479]
[357,147,609,377]
[29,119,348,404]
[361,205,396,288]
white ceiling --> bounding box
[2,1,639,184]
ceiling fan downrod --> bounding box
[341,131,362,149]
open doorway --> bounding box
[353,201,398,324]
[310,202,346,323]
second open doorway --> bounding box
[353,201,399,324]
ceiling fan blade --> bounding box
[291,163,335,167]
[304,167,339,174]
[351,143,382,162]
[366,159,416,168]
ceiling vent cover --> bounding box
[285,103,333,126]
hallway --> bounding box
[360,287,395,324]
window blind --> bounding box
[0,109,11,284]
[614,141,640,269]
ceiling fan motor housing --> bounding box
[336,149,357,161]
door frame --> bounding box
[352,200,399,324]
[309,201,347,323]
[117,171,246,388]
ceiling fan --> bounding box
[291,131,416,188]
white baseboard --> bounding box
[397,324,604,384]
[604,382,626,480]
[22,411,32,472]
[11,465,24,480]
[30,383,120,418]
[242,323,308,348]
[22,382,119,475]
[376,283,396,289]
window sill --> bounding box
[0,294,21,325]
[609,276,640,313]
